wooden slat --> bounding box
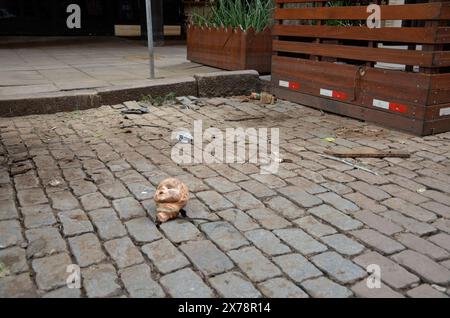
[273,40,445,67]
[273,25,447,44]
[275,3,450,21]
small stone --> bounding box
[209,272,262,298]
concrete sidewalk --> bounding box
[0,37,219,98]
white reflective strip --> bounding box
[279,80,289,88]
[373,99,390,110]
[320,89,333,97]
[440,107,450,116]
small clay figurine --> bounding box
[154,177,189,224]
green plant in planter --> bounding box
[190,0,274,32]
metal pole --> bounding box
[145,0,155,79]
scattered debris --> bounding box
[431,284,447,293]
[323,137,336,143]
[250,92,276,104]
[176,131,194,144]
[324,149,410,158]
[121,107,149,115]
[319,154,379,176]
[335,126,385,138]
[176,96,200,110]
[48,179,62,187]
[225,116,265,122]
[206,98,228,107]
[416,187,427,193]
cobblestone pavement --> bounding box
[0,97,449,298]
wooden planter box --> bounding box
[271,0,450,136]
[187,25,272,74]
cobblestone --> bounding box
[58,210,93,236]
[68,233,106,267]
[180,240,234,276]
[142,239,190,274]
[392,250,450,285]
[301,277,352,298]
[311,252,366,284]
[82,264,121,298]
[209,272,262,298]
[119,264,165,298]
[353,251,419,289]
[273,253,322,283]
[200,221,248,251]
[244,229,291,256]
[32,253,72,291]
[104,237,144,268]
[273,228,327,255]
[228,246,281,282]
[258,277,309,298]
[160,268,214,298]
[160,220,202,243]
[2,96,450,298]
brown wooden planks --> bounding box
[271,1,450,136]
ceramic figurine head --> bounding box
[154,177,189,223]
